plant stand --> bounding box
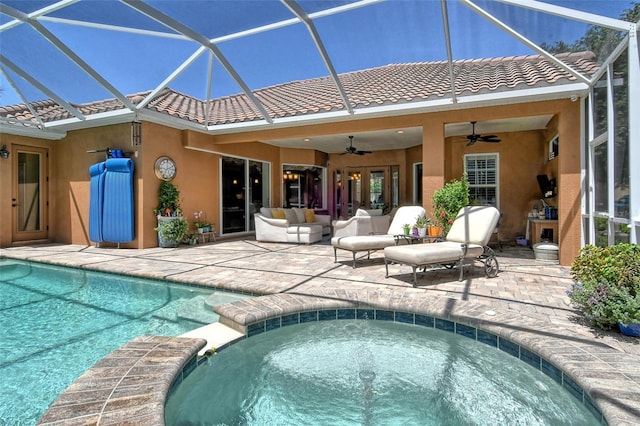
[195,231,216,244]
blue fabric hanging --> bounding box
[88,162,106,243]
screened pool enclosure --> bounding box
[1,0,638,247]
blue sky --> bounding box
[0,0,635,107]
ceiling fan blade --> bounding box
[480,136,501,142]
[357,150,372,155]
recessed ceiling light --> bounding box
[303,138,310,142]
[396,130,404,134]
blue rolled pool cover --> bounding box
[88,162,106,243]
[102,158,135,243]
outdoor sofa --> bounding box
[254,207,331,244]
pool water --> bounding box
[166,320,600,425]
[0,259,250,425]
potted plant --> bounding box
[155,217,189,248]
[414,215,430,238]
[566,243,640,335]
[155,181,182,218]
[431,175,470,236]
[402,223,411,236]
[154,181,185,247]
[186,233,198,245]
[193,211,207,233]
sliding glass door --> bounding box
[221,157,269,235]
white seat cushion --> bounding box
[384,242,485,264]
[331,235,396,250]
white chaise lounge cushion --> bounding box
[446,206,500,246]
[331,235,396,251]
[384,241,485,265]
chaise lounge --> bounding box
[331,206,426,267]
[384,205,500,285]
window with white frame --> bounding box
[465,154,499,208]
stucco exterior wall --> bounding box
[0,98,582,264]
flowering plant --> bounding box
[431,175,469,235]
[193,211,208,229]
[566,244,640,330]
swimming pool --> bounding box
[0,258,250,425]
[166,320,601,425]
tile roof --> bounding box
[0,51,598,129]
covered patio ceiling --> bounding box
[264,115,554,153]
[0,1,635,145]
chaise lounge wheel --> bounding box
[484,256,499,278]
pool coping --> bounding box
[215,293,638,425]
[37,292,639,425]
[36,335,206,426]
[3,247,638,425]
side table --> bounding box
[196,232,216,244]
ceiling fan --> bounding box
[341,135,372,155]
[465,121,501,146]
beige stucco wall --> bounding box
[0,98,582,264]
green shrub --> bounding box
[431,175,469,234]
[156,217,189,247]
[567,244,640,329]
[155,181,181,217]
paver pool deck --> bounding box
[2,238,639,425]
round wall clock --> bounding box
[154,156,177,181]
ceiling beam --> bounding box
[440,0,457,104]
[137,46,208,111]
[497,0,632,31]
[461,0,591,85]
[282,0,353,115]
[121,0,274,124]
[0,55,85,120]
[0,3,135,110]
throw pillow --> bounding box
[259,207,273,218]
[284,209,299,224]
[292,207,306,223]
[304,209,316,223]
[271,209,286,219]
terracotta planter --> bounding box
[428,226,442,237]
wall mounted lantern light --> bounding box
[0,145,9,159]
[131,121,142,146]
